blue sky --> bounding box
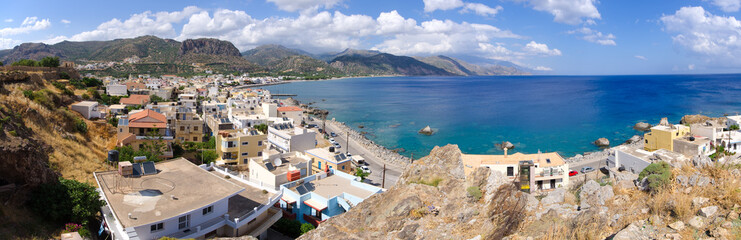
[2,0,741,75]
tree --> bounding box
[196,150,218,164]
[108,117,119,127]
[75,118,88,133]
[730,124,740,130]
[271,218,302,238]
[300,223,315,234]
[11,59,38,67]
[638,161,672,193]
[115,145,136,162]
[39,56,60,67]
[150,94,166,103]
[255,123,268,134]
[0,61,4,66]
[29,178,105,225]
[354,168,370,181]
[139,128,167,162]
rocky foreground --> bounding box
[299,144,741,239]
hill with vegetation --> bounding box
[414,55,530,76]
[242,45,342,77]
[0,66,115,239]
[329,53,454,76]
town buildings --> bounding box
[305,147,353,174]
[174,107,204,142]
[117,109,174,158]
[248,150,312,190]
[71,101,106,119]
[215,129,267,165]
[267,123,317,153]
[277,106,304,125]
[643,122,690,152]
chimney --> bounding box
[504,148,508,158]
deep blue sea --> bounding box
[263,75,741,158]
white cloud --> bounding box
[460,3,503,16]
[376,11,418,34]
[661,6,741,66]
[0,38,21,49]
[518,0,601,25]
[3,19,12,23]
[523,41,561,56]
[534,66,553,71]
[266,0,344,12]
[61,19,71,24]
[568,27,616,45]
[709,0,741,12]
[69,6,200,41]
[0,17,51,36]
[688,64,696,70]
[43,35,69,45]
[634,55,647,60]
[423,0,464,12]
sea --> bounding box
[262,75,741,158]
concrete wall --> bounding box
[610,149,651,174]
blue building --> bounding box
[278,170,384,226]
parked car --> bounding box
[330,132,337,137]
[333,142,341,148]
[360,166,371,174]
[581,167,595,173]
[329,138,335,142]
[569,170,579,177]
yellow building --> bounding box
[216,129,267,165]
[643,124,690,151]
[305,147,353,174]
[174,107,204,142]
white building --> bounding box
[106,83,128,96]
[277,106,304,125]
[109,104,127,116]
[94,158,282,240]
[268,123,317,153]
[727,115,741,128]
[248,150,312,190]
[70,101,106,119]
[691,121,725,144]
[179,94,197,108]
[607,145,690,174]
[462,151,570,191]
[262,103,277,118]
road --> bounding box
[310,119,401,188]
[569,157,608,172]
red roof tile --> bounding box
[278,106,303,112]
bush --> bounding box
[59,72,70,79]
[271,218,302,238]
[150,94,165,103]
[638,161,672,193]
[52,82,67,90]
[255,123,268,134]
[28,178,105,225]
[731,124,740,130]
[40,56,60,67]
[12,59,38,67]
[75,118,88,134]
[195,150,219,164]
[108,117,119,127]
[466,186,483,201]
[300,223,315,234]
[81,93,90,100]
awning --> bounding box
[304,199,327,211]
[281,194,297,204]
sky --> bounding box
[2,0,741,75]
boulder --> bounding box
[680,114,711,124]
[418,125,433,135]
[688,216,704,229]
[668,221,685,231]
[633,122,652,131]
[495,141,515,150]
[594,138,610,147]
[699,206,719,218]
[692,155,712,167]
[692,197,709,208]
[625,135,642,144]
[612,222,651,240]
[540,188,566,206]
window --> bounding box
[645,140,648,144]
[341,165,345,170]
[194,126,198,131]
[257,152,263,156]
[507,166,514,177]
[242,152,249,156]
[119,128,123,133]
[180,126,185,131]
[258,141,263,146]
[178,215,191,230]
[242,141,249,145]
[202,206,213,215]
[150,222,164,232]
[317,161,321,169]
[193,136,198,141]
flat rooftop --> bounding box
[225,178,272,218]
[253,152,310,175]
[95,158,244,228]
[462,151,566,167]
[289,175,375,199]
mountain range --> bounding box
[0,36,530,76]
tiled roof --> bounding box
[128,109,167,128]
[119,94,150,105]
[278,106,302,112]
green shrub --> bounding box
[81,93,90,100]
[412,177,444,187]
[108,117,118,127]
[300,223,315,234]
[271,218,302,238]
[52,82,67,90]
[75,118,88,134]
[195,150,219,164]
[9,130,17,136]
[466,186,482,200]
[59,72,70,80]
[638,161,672,193]
[731,124,740,130]
[39,56,60,67]
[28,178,105,225]
[12,59,38,67]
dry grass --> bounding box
[2,81,115,184]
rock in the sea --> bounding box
[633,122,652,131]
[495,141,515,150]
[625,135,642,144]
[418,125,433,135]
[680,114,710,124]
[594,138,610,147]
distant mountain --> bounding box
[0,36,260,74]
[329,52,454,76]
[319,48,381,61]
[414,55,530,76]
[241,44,313,66]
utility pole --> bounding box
[382,164,386,188]
[346,131,349,155]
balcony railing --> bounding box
[536,169,564,177]
[303,214,325,227]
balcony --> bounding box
[303,214,325,227]
[536,169,564,178]
[169,216,227,239]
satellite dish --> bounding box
[273,158,282,167]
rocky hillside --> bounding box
[329,53,454,76]
[415,55,530,76]
[242,44,313,66]
[300,144,741,239]
[180,38,241,56]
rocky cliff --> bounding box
[0,43,63,64]
[299,144,527,239]
[179,38,242,56]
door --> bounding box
[550,179,556,189]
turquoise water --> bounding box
[262,75,741,157]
